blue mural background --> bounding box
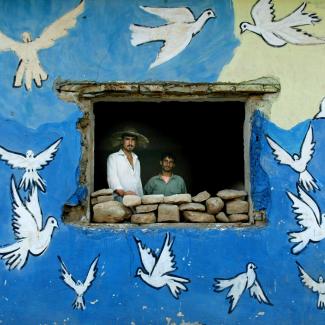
[0,0,323,324]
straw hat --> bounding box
[111,127,149,148]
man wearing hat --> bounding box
[107,127,149,201]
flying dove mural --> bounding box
[266,125,318,192]
[130,6,215,69]
[134,233,189,299]
[0,0,84,90]
[213,262,272,313]
[314,97,325,119]
[58,255,99,311]
[240,0,325,47]
[0,177,58,270]
[287,186,325,254]
[0,137,62,192]
[297,262,325,309]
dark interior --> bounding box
[94,101,245,195]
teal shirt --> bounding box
[144,174,187,196]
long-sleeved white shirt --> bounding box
[107,149,143,196]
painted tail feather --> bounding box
[213,278,233,291]
[19,171,46,192]
[288,231,308,254]
[299,170,319,192]
[73,296,86,310]
[166,275,189,298]
[130,24,159,46]
[318,296,325,309]
[0,242,28,270]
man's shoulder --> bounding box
[108,150,123,158]
[173,174,185,181]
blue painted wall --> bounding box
[0,0,323,324]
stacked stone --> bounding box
[91,188,249,224]
[215,189,249,223]
[92,189,132,223]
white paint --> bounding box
[214,262,272,313]
[58,255,99,311]
[266,125,318,192]
[0,137,62,192]
[89,299,99,305]
[0,177,58,270]
[240,1,325,47]
[287,186,325,254]
[130,6,215,68]
[314,97,325,119]
[297,262,325,309]
[0,1,84,90]
[135,233,189,299]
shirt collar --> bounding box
[117,149,138,159]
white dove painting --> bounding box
[314,97,325,119]
[0,0,84,90]
[0,137,62,192]
[58,255,99,311]
[130,6,215,69]
[0,177,58,270]
[287,186,325,254]
[135,233,189,299]
[240,0,325,47]
[266,125,319,192]
[213,262,272,314]
[297,262,325,309]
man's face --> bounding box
[122,136,136,152]
[160,157,175,172]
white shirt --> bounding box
[107,149,143,196]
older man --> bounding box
[107,127,149,201]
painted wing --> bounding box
[151,233,176,277]
[82,255,99,292]
[298,125,315,167]
[287,190,320,228]
[274,28,325,45]
[140,6,195,23]
[58,256,78,291]
[135,237,157,274]
[249,279,272,304]
[0,31,21,52]
[297,262,325,293]
[278,3,320,28]
[33,1,84,50]
[251,0,276,26]
[11,177,39,239]
[221,273,247,313]
[150,31,192,68]
[297,185,321,225]
[0,146,29,169]
[30,138,62,169]
[25,185,42,230]
[266,136,295,166]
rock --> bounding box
[91,195,114,205]
[183,211,215,223]
[206,197,224,214]
[226,200,249,214]
[136,204,158,213]
[142,194,164,204]
[217,189,247,200]
[179,203,205,212]
[158,204,180,222]
[91,188,113,197]
[93,201,131,223]
[228,214,249,222]
[123,195,141,207]
[131,213,156,224]
[215,212,229,223]
[163,194,191,204]
[192,191,211,203]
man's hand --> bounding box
[124,191,137,196]
[114,190,137,196]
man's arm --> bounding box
[107,154,123,193]
[180,177,187,194]
[144,178,153,195]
